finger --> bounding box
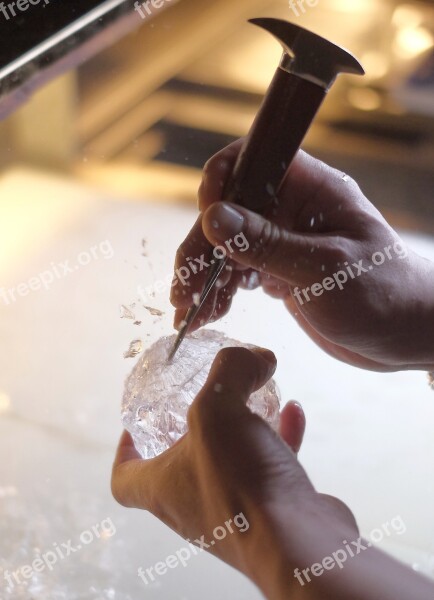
[199,146,331,219]
[171,139,245,311]
[173,266,241,332]
[112,432,153,509]
[174,287,217,332]
[171,216,213,310]
[279,150,370,231]
[171,219,235,318]
[190,347,276,426]
[205,346,276,400]
[111,432,182,511]
[239,269,261,290]
[113,430,141,467]
[207,271,243,322]
[279,401,306,455]
[198,139,245,212]
[202,202,327,285]
[195,272,241,330]
[191,349,317,502]
[199,145,323,218]
[260,272,291,300]
[189,269,262,330]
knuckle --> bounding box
[251,220,282,268]
[345,175,361,194]
[326,165,363,198]
[204,140,244,180]
[204,154,226,176]
[332,166,358,189]
[329,246,349,267]
[327,238,353,267]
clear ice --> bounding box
[123,339,143,359]
[143,306,164,317]
[121,330,281,459]
[119,304,135,320]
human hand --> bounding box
[112,346,361,599]
[171,140,434,372]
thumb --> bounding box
[190,346,277,428]
[190,348,316,501]
[202,202,322,284]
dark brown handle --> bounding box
[224,66,326,213]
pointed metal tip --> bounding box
[166,346,176,364]
[166,343,178,365]
[167,328,185,364]
[167,309,196,364]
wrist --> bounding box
[237,504,314,599]
[240,497,349,600]
[245,542,313,600]
[393,253,434,371]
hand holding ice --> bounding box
[122,330,280,458]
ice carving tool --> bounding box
[168,18,364,362]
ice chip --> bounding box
[144,306,164,317]
[123,339,143,359]
[120,304,136,320]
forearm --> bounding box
[257,541,434,600]
[244,510,434,600]
[308,546,434,600]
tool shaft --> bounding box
[225,67,326,212]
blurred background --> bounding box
[0,1,434,599]
[1,0,434,230]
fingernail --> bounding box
[291,401,303,411]
[209,204,244,240]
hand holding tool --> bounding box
[168,18,364,362]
